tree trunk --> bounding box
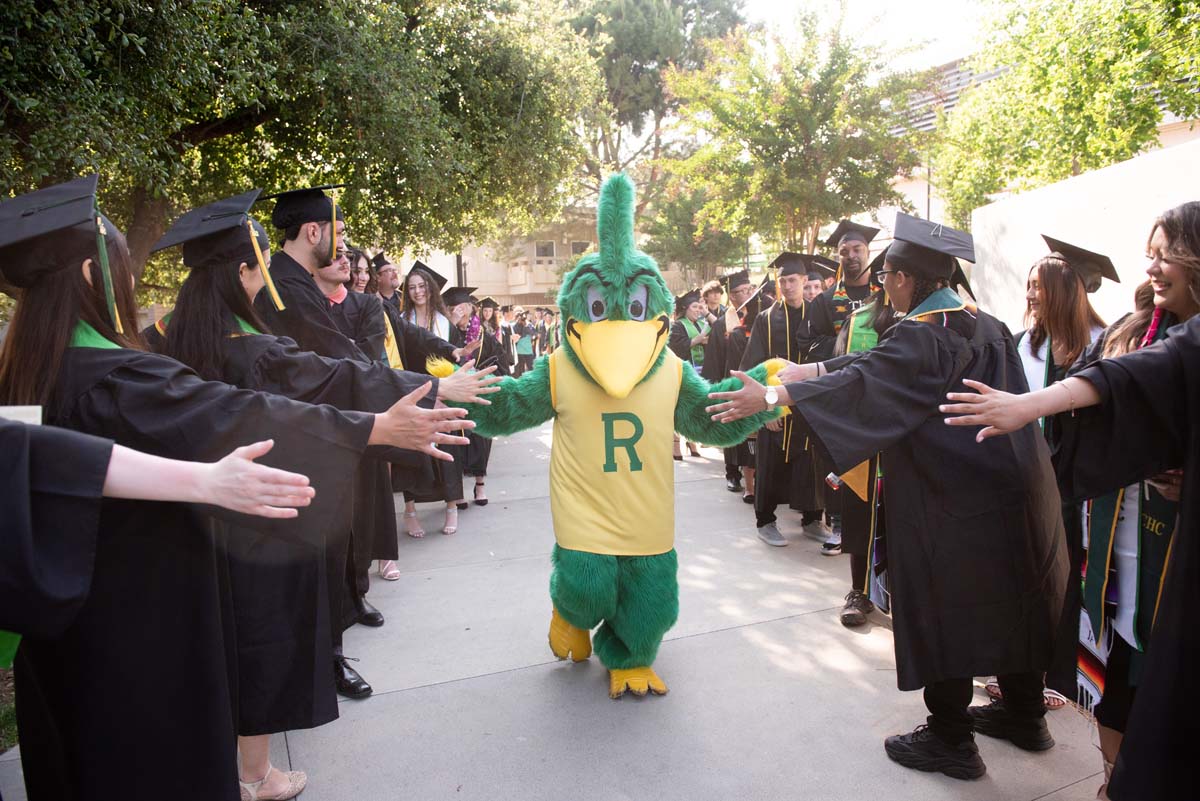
[126,186,171,278]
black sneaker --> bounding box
[967,699,1055,751]
[840,589,874,627]
[884,725,986,780]
[726,477,743,493]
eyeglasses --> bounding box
[876,269,903,278]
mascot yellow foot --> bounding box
[609,667,668,699]
[548,608,592,662]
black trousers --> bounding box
[723,446,740,481]
[923,672,1044,743]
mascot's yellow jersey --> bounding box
[548,348,682,556]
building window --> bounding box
[535,241,555,258]
[571,241,591,255]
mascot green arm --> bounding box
[459,355,555,438]
[674,360,780,446]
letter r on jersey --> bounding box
[602,412,644,473]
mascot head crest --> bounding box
[557,174,672,398]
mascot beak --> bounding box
[567,317,669,399]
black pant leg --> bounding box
[923,678,975,743]
[996,671,1047,722]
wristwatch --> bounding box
[764,385,778,410]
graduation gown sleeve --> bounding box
[668,320,693,362]
[0,421,111,638]
[255,253,367,361]
[701,317,728,382]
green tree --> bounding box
[0,1,599,304]
[642,180,744,282]
[569,0,745,207]
[663,14,929,252]
[934,0,1200,227]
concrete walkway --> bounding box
[0,423,1103,800]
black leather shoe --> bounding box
[354,595,385,627]
[884,725,985,780]
[967,699,1055,751]
[334,657,373,699]
[726,477,743,493]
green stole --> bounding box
[1081,321,1177,652]
[681,317,708,366]
[2,322,124,666]
[843,302,879,354]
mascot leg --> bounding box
[548,546,617,662]
[595,550,679,699]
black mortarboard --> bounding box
[372,251,394,271]
[675,289,701,315]
[442,286,478,306]
[825,220,880,248]
[761,278,776,296]
[867,247,888,289]
[719,268,751,290]
[767,252,807,277]
[735,277,774,327]
[886,213,974,280]
[952,264,976,300]
[263,184,346,229]
[0,174,125,332]
[806,255,838,281]
[479,296,500,310]
[500,304,513,313]
[152,190,285,310]
[408,260,448,290]
[1041,235,1120,293]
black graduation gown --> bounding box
[16,346,372,801]
[740,302,825,514]
[0,421,110,639]
[400,323,465,504]
[1052,316,1199,801]
[784,304,1068,690]
[668,319,702,367]
[796,283,877,363]
[217,333,435,732]
[723,325,755,468]
[700,316,729,383]
[464,330,509,476]
[254,252,366,361]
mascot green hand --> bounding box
[465,174,780,699]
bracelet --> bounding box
[1055,380,1076,416]
[816,362,824,377]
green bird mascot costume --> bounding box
[464,174,781,698]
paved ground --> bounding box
[1,423,1104,800]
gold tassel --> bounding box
[249,220,285,311]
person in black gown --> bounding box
[940,200,1200,801]
[0,176,471,801]
[463,297,510,505]
[150,190,495,795]
[702,269,755,492]
[709,214,1068,782]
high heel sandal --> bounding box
[442,506,458,535]
[473,482,489,506]
[378,559,401,580]
[239,765,307,801]
[687,442,701,457]
[403,510,425,538]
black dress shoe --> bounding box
[334,657,373,699]
[726,478,743,493]
[354,595,385,627]
[742,493,755,504]
[884,725,985,780]
[967,699,1055,751]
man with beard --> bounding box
[703,269,756,492]
[373,251,402,312]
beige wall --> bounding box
[970,137,1200,331]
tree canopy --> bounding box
[662,13,929,253]
[0,0,599,302]
[933,0,1200,227]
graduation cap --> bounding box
[951,264,976,300]
[766,252,807,277]
[887,213,974,280]
[371,251,395,271]
[262,184,345,263]
[0,174,125,333]
[152,190,285,311]
[479,296,500,310]
[1041,235,1120,293]
[500,304,513,313]
[867,247,889,289]
[719,268,752,291]
[825,220,880,249]
[407,260,448,291]
[442,286,478,306]
[675,289,702,315]
[807,255,838,281]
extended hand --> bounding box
[198,440,315,519]
[438,360,502,404]
[777,361,813,384]
[940,379,1035,442]
[706,370,769,423]
[376,382,474,461]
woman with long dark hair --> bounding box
[942,202,1200,800]
[347,247,375,294]
[0,177,469,801]
[460,296,509,505]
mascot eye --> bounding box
[586,286,608,322]
[627,284,648,321]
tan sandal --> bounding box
[239,765,307,801]
[378,559,401,580]
[442,505,458,535]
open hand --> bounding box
[377,382,473,461]
[199,440,315,519]
[706,370,768,423]
[777,361,812,384]
[940,379,1035,442]
[438,360,502,404]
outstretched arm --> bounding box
[675,360,781,446]
[457,354,556,437]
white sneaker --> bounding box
[757,523,788,547]
[801,520,832,541]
